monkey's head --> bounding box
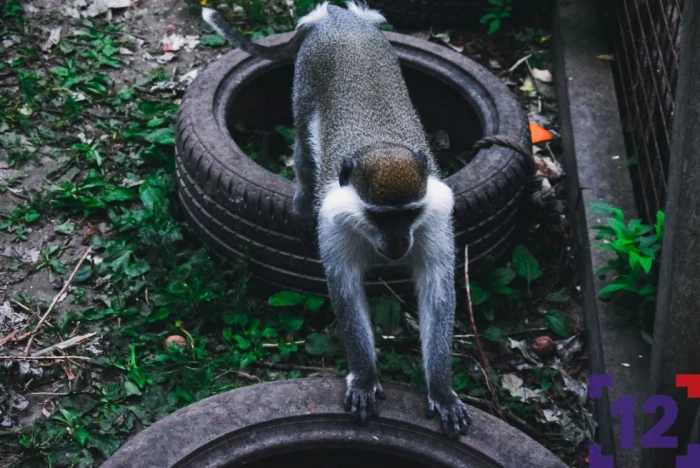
[338,145,430,261]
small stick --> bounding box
[378,278,416,312]
[28,392,70,396]
[0,355,91,361]
[262,340,305,348]
[0,330,20,347]
[464,246,503,416]
[23,247,92,355]
[31,332,97,357]
[10,299,55,327]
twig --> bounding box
[31,333,97,357]
[262,340,305,349]
[10,299,55,328]
[378,277,416,312]
[464,246,503,416]
[0,330,20,347]
[0,355,91,361]
[28,392,70,396]
[23,247,93,355]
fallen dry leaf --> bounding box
[520,76,535,93]
[41,27,62,51]
[596,54,615,61]
[531,67,554,83]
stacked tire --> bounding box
[175,31,530,297]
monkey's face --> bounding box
[364,206,423,261]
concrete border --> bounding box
[553,1,652,466]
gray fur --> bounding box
[203,2,469,437]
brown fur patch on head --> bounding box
[352,145,428,206]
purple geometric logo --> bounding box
[587,374,700,467]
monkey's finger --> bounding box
[344,390,353,412]
[375,385,386,400]
[426,400,436,419]
[440,409,450,435]
[351,392,361,422]
[450,409,462,438]
[359,394,369,423]
[369,393,379,418]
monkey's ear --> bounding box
[339,158,355,187]
[416,150,429,170]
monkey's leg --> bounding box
[318,224,385,422]
[413,232,471,438]
[291,91,318,217]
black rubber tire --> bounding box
[102,378,566,468]
[175,31,530,296]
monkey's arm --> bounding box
[413,223,471,438]
[318,221,385,422]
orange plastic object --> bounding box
[529,122,553,144]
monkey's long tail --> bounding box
[202,8,308,61]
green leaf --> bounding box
[74,265,92,282]
[222,313,250,327]
[655,210,665,238]
[268,291,304,307]
[483,327,506,342]
[222,328,235,342]
[148,307,172,323]
[50,67,71,78]
[124,380,142,396]
[370,296,401,332]
[262,327,278,339]
[512,245,542,283]
[547,290,570,303]
[544,310,571,338]
[488,18,501,35]
[305,333,333,355]
[492,267,516,287]
[200,34,227,47]
[144,127,175,146]
[233,335,251,350]
[24,210,40,223]
[49,259,67,274]
[453,373,469,392]
[102,186,138,203]
[639,255,653,274]
[278,341,298,355]
[469,282,491,305]
[304,295,326,313]
[598,281,637,300]
[279,313,304,332]
[72,427,91,446]
[139,176,167,210]
[55,220,76,235]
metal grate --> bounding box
[608,0,684,222]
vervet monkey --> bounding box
[203,1,470,438]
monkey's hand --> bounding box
[344,377,386,423]
[427,390,471,438]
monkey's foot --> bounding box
[343,379,386,423]
[427,391,471,438]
